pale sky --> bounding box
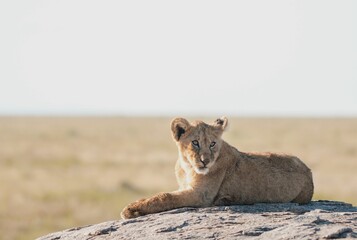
[0,0,356,116]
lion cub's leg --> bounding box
[121,189,213,219]
[292,174,314,204]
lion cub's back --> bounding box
[241,152,311,173]
[216,152,313,205]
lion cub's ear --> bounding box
[213,116,228,131]
[171,118,190,141]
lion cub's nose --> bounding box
[200,156,210,166]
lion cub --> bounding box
[121,117,314,219]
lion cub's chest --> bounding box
[176,159,196,190]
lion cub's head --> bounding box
[171,117,228,175]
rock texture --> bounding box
[38,201,357,240]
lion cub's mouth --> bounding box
[195,166,209,175]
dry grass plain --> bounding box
[0,116,356,240]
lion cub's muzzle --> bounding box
[199,154,212,167]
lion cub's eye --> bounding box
[209,141,216,148]
[192,140,200,148]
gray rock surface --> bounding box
[37,201,357,240]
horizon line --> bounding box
[1,112,357,119]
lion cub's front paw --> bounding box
[120,201,145,219]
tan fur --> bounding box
[121,117,314,219]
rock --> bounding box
[37,201,357,240]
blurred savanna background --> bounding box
[0,1,356,239]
